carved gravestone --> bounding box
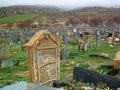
[0,38,10,64]
[26,30,60,86]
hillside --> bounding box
[0,6,120,26]
[0,5,61,18]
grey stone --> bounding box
[84,41,88,51]
[96,36,101,47]
[96,30,101,47]
[1,81,63,90]
[1,60,14,68]
[63,31,69,44]
[60,47,68,60]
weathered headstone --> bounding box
[60,47,68,60]
[78,40,84,50]
[0,38,10,63]
[26,30,60,86]
[63,31,69,44]
[83,41,88,51]
[114,51,120,69]
[1,60,14,68]
[87,35,92,47]
[96,30,101,47]
[108,37,114,45]
[59,32,63,40]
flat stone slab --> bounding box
[1,81,63,90]
[1,60,14,68]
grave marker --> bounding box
[60,47,68,60]
[114,51,120,69]
[96,30,101,47]
[1,60,14,68]
[63,31,69,44]
[0,38,10,63]
[26,30,60,86]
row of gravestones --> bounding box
[0,24,120,44]
[0,30,37,43]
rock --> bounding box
[81,86,93,90]
[1,60,14,68]
[1,81,63,90]
[101,53,109,57]
[115,38,120,42]
[109,45,113,47]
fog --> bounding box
[0,0,120,9]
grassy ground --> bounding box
[0,14,36,24]
[0,38,120,86]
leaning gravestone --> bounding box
[0,38,10,67]
[26,30,60,86]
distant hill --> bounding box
[0,5,120,18]
[0,5,61,18]
[0,6,120,26]
[74,7,120,16]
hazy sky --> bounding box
[0,0,120,9]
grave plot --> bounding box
[26,30,60,86]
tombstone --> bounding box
[82,30,85,38]
[1,60,14,68]
[73,32,78,40]
[114,51,120,69]
[0,38,10,63]
[96,30,101,47]
[118,25,120,32]
[77,37,82,44]
[108,37,114,45]
[78,40,84,50]
[83,41,88,51]
[63,31,69,44]
[26,30,60,86]
[59,32,63,40]
[87,35,92,47]
[60,47,68,60]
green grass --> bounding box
[0,14,36,24]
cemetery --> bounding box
[0,4,120,90]
[0,23,120,90]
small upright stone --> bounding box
[1,60,14,68]
[114,51,120,69]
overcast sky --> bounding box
[0,0,120,9]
